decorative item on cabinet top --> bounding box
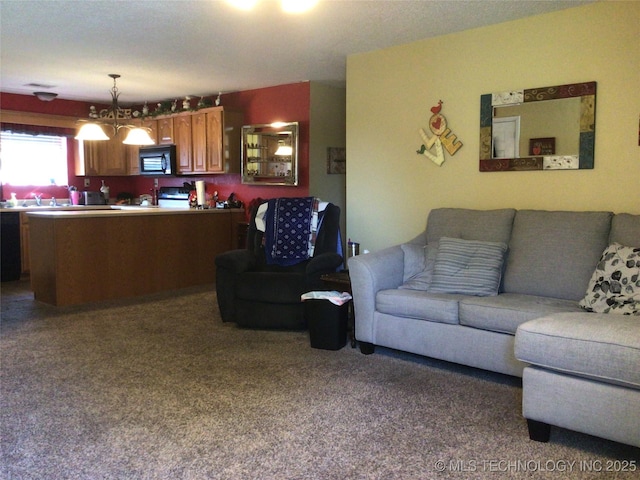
[242,122,299,186]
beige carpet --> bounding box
[1,279,638,479]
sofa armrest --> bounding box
[349,245,405,343]
[215,249,257,274]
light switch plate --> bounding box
[84,178,90,187]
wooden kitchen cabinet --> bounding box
[205,108,224,172]
[157,117,174,144]
[125,143,140,175]
[75,107,242,176]
[19,212,30,274]
[182,107,243,174]
[173,113,193,173]
[75,139,100,176]
[124,118,158,175]
[28,209,240,306]
[191,112,208,173]
[140,118,158,143]
[101,133,128,175]
[76,133,131,176]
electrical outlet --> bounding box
[154,178,159,188]
[84,178,90,187]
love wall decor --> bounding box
[416,100,463,166]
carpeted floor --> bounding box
[1,279,639,479]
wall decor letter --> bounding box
[416,100,463,166]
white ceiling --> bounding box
[1,0,592,105]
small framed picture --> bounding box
[529,137,555,156]
[326,147,346,174]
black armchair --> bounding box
[215,198,343,329]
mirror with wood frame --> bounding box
[479,81,596,171]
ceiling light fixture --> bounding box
[33,91,58,102]
[226,0,318,13]
[281,0,318,13]
[75,74,155,146]
[226,0,258,10]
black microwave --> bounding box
[139,144,177,176]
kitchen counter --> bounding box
[1,205,111,212]
[25,205,243,218]
[27,206,245,306]
[1,203,241,214]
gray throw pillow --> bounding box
[429,237,508,296]
[399,243,438,291]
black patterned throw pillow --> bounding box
[579,243,640,315]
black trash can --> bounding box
[304,299,348,350]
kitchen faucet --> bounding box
[34,194,42,206]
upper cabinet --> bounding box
[241,122,299,186]
[75,106,243,176]
[181,107,243,175]
[173,113,193,172]
[157,117,174,145]
[75,130,138,176]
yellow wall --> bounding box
[346,1,640,252]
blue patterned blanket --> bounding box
[264,197,319,266]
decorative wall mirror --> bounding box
[241,122,299,185]
[479,81,596,171]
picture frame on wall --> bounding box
[326,147,346,174]
[529,137,556,156]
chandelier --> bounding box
[75,74,155,146]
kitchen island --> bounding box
[27,207,244,306]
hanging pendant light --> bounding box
[274,139,293,156]
[75,123,110,141]
[122,127,155,145]
[75,74,155,146]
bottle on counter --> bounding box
[9,193,18,207]
[100,180,110,205]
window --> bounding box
[0,131,68,186]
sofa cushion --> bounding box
[503,210,613,301]
[399,242,438,291]
[425,208,515,245]
[400,243,426,281]
[376,289,463,325]
[579,243,640,315]
[609,213,640,246]
[429,237,507,296]
[460,293,582,335]
[515,313,640,388]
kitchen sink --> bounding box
[27,204,68,207]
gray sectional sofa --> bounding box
[349,208,639,447]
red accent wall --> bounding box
[1,83,311,207]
